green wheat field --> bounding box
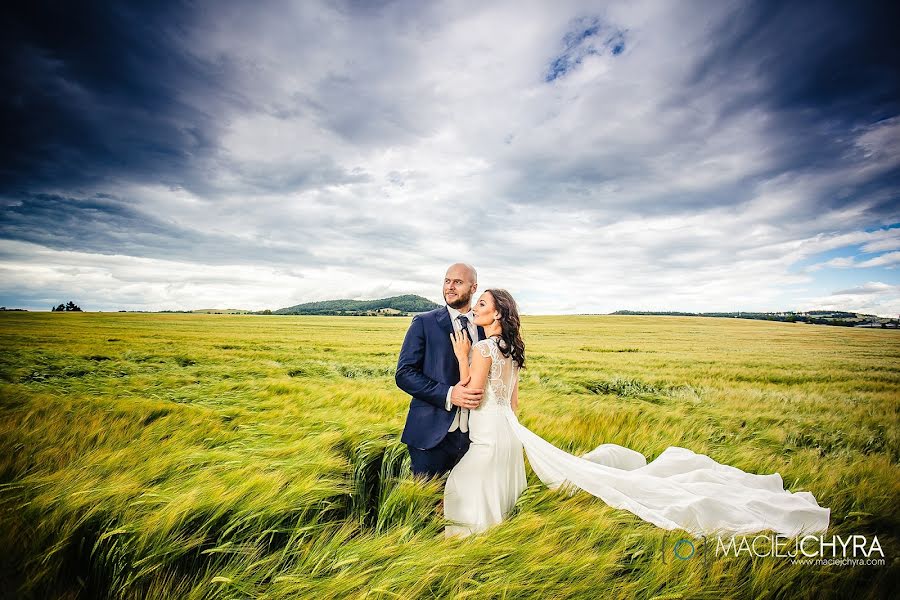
[1,312,897,599]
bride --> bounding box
[442,289,831,539]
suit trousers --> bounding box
[407,427,470,479]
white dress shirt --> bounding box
[445,304,477,433]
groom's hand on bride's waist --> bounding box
[445,376,482,410]
[450,379,482,410]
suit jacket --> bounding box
[396,307,486,449]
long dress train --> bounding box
[443,338,830,538]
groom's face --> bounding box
[443,266,476,310]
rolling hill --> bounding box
[274,294,441,315]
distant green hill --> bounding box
[609,309,899,328]
[274,294,441,315]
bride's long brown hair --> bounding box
[484,289,526,368]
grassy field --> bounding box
[0,312,897,599]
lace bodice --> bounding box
[472,337,518,408]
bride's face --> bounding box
[472,292,500,328]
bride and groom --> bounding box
[395,263,831,539]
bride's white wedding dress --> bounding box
[443,338,830,538]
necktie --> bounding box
[456,314,471,433]
[458,315,472,343]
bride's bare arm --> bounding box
[450,332,490,389]
[511,377,519,413]
[467,348,491,392]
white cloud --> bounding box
[806,250,900,271]
[857,251,900,268]
[831,281,898,295]
[799,281,900,316]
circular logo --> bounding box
[673,538,695,560]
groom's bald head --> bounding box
[447,263,477,283]
[443,263,478,310]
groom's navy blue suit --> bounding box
[396,306,485,478]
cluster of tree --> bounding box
[0,307,27,311]
[806,310,858,318]
[52,301,82,312]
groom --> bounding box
[396,263,486,479]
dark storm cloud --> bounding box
[690,0,900,126]
[683,0,900,202]
[0,0,239,195]
[497,0,900,225]
[0,192,315,265]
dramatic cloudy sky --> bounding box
[2,0,899,315]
